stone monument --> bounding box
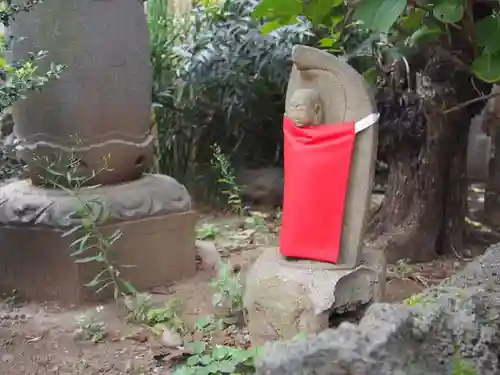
[0,0,197,304]
[244,46,386,345]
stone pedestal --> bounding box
[0,1,199,305]
[0,174,197,304]
[244,248,384,345]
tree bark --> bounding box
[367,44,482,263]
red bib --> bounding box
[279,116,357,264]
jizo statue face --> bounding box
[287,89,324,127]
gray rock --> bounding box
[195,240,221,275]
[161,327,183,348]
[256,243,500,375]
[237,167,284,207]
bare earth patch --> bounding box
[0,205,492,375]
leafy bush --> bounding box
[149,0,312,199]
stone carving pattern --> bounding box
[0,174,191,227]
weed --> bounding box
[451,358,477,375]
[243,212,267,231]
[124,293,186,335]
[209,262,245,325]
[74,308,107,343]
[211,144,244,216]
[1,289,18,306]
[196,222,221,240]
[403,294,428,306]
[38,153,136,301]
[194,315,224,338]
[172,341,260,375]
[394,258,413,279]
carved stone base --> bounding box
[0,174,197,304]
[243,248,384,346]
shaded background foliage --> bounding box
[148,0,312,200]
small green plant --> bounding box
[210,144,244,216]
[194,315,224,338]
[74,308,107,343]
[124,293,186,335]
[403,293,428,306]
[173,341,260,375]
[243,211,268,231]
[451,358,477,375]
[196,223,221,240]
[38,153,136,301]
[209,262,244,324]
[394,258,413,279]
[0,288,18,306]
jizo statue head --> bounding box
[286,88,324,126]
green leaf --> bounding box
[120,279,138,294]
[212,345,230,360]
[252,0,301,20]
[217,360,236,373]
[74,254,105,263]
[195,315,213,330]
[476,15,500,54]
[330,14,344,28]
[204,363,220,374]
[199,354,212,365]
[85,268,109,287]
[318,38,335,48]
[231,349,252,362]
[353,0,407,34]
[399,8,425,32]
[69,232,92,254]
[172,366,197,375]
[409,23,442,46]
[61,224,83,238]
[260,20,282,35]
[433,0,464,24]
[95,281,113,294]
[472,53,500,83]
[186,354,202,366]
[0,56,8,69]
[304,0,340,26]
[185,341,206,354]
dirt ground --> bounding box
[1,185,498,375]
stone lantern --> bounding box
[0,0,196,304]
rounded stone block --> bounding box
[8,0,153,185]
[243,248,381,346]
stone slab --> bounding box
[244,248,381,345]
[0,211,197,304]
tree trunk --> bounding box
[485,128,500,226]
[367,44,483,263]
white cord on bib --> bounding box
[354,113,380,134]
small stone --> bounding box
[126,328,149,343]
[161,328,183,348]
[195,240,222,275]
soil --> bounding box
[1,185,498,375]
